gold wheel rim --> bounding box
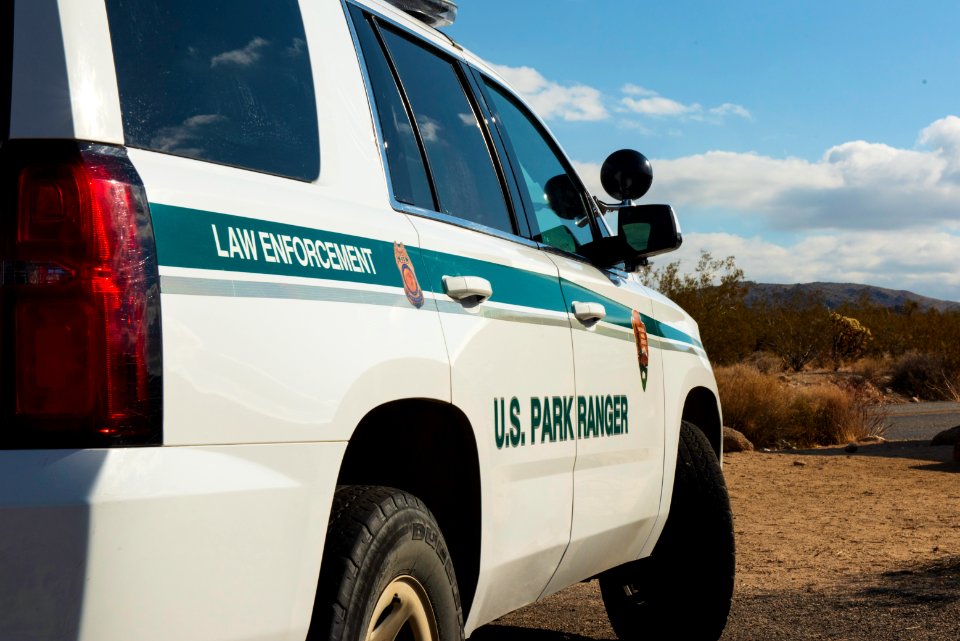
[364,575,438,641]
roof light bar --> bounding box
[385,0,458,27]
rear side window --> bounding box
[105,0,319,181]
[374,24,514,234]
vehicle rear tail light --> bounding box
[1,141,162,447]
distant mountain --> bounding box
[744,282,960,313]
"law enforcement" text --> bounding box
[212,224,377,274]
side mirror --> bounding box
[581,204,682,270]
[618,204,682,268]
[601,149,653,202]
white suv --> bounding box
[0,1,734,640]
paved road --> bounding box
[880,401,960,441]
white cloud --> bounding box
[416,116,442,143]
[661,231,960,302]
[918,115,960,180]
[710,103,752,119]
[149,114,226,155]
[574,117,960,300]
[183,114,222,128]
[621,95,700,117]
[285,37,306,58]
[490,64,608,122]
[211,37,269,68]
[618,85,751,122]
[616,120,654,135]
[622,84,658,97]
[571,160,606,197]
[486,66,749,127]
[648,151,842,215]
[572,117,960,231]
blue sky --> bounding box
[446,0,960,302]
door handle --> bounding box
[572,301,606,325]
[442,275,493,305]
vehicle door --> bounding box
[346,6,577,628]
[475,75,667,594]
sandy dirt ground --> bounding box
[472,440,960,641]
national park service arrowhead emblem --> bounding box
[632,309,649,391]
[394,242,424,308]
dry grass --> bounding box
[742,351,784,374]
[784,384,869,446]
[889,352,960,401]
[849,355,893,388]
[716,364,883,449]
[944,377,960,402]
[715,364,784,442]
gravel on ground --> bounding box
[472,440,960,641]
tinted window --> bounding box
[378,26,513,234]
[483,80,595,254]
[349,7,434,210]
[105,0,319,181]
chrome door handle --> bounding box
[572,301,606,325]
[442,275,493,305]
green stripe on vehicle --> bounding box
[150,203,702,349]
[558,279,704,349]
[419,248,566,315]
[151,203,408,289]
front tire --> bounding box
[309,486,464,641]
[599,421,735,640]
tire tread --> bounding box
[599,421,735,641]
[309,485,463,641]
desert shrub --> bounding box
[716,364,883,448]
[849,355,892,388]
[641,251,753,365]
[829,312,872,369]
[890,352,960,401]
[641,251,960,375]
[785,384,865,446]
[744,351,783,374]
[757,291,831,372]
[715,364,786,444]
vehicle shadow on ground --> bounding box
[726,583,960,640]
[778,440,958,470]
[857,555,960,606]
[722,556,960,640]
[471,625,601,641]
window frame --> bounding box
[348,4,438,211]
[344,0,536,247]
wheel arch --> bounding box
[681,386,722,458]
[335,398,482,622]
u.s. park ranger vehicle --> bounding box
[0,0,735,639]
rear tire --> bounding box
[309,485,464,641]
[599,421,735,640]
